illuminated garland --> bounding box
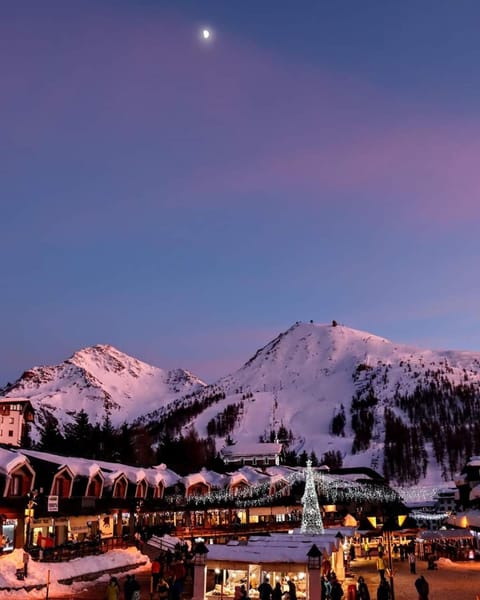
[410,511,450,522]
[395,486,444,503]
[162,469,399,508]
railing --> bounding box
[28,536,131,562]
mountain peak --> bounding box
[1,345,206,433]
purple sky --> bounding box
[2,0,480,385]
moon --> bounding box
[202,29,211,40]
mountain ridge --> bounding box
[2,322,480,486]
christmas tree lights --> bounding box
[300,460,324,534]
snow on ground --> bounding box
[0,548,147,598]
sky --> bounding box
[2,0,480,386]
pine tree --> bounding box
[37,413,65,454]
[64,409,93,458]
[300,459,324,534]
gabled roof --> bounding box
[235,466,271,486]
[151,464,181,488]
[205,532,342,565]
[183,468,226,490]
[0,447,30,474]
[221,442,282,459]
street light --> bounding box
[307,543,322,570]
[193,540,209,566]
[382,514,407,600]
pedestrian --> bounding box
[364,541,370,559]
[349,543,356,562]
[321,575,331,600]
[287,579,297,600]
[124,575,135,600]
[376,555,386,581]
[258,577,273,600]
[376,578,391,600]
[357,575,370,600]
[105,576,120,600]
[130,574,141,600]
[22,550,29,578]
[414,575,429,600]
[330,574,343,600]
[322,557,332,577]
[408,551,416,574]
[272,582,283,600]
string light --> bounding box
[300,460,324,534]
[163,468,399,509]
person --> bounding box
[408,551,416,574]
[105,576,120,600]
[357,575,370,600]
[414,575,429,600]
[376,555,386,581]
[322,557,332,577]
[22,550,30,578]
[156,576,169,600]
[376,578,391,600]
[287,579,297,600]
[321,575,331,600]
[130,574,141,600]
[349,543,356,562]
[364,541,370,559]
[330,574,343,600]
[258,577,273,600]
[124,575,135,600]
[272,582,283,600]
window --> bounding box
[10,474,22,496]
[9,417,14,424]
[8,431,13,437]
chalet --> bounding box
[0,397,34,446]
[220,442,283,468]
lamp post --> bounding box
[383,514,407,600]
[192,539,209,600]
[307,544,322,600]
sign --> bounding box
[47,496,58,512]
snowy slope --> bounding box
[1,344,206,429]
[192,322,480,486]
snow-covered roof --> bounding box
[205,532,341,566]
[183,468,226,490]
[227,472,250,488]
[0,396,32,405]
[221,443,282,459]
[235,466,271,486]
[152,464,181,488]
[0,447,30,475]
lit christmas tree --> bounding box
[300,459,325,534]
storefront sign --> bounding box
[47,495,59,512]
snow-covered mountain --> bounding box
[182,322,480,486]
[2,322,480,487]
[0,344,206,431]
